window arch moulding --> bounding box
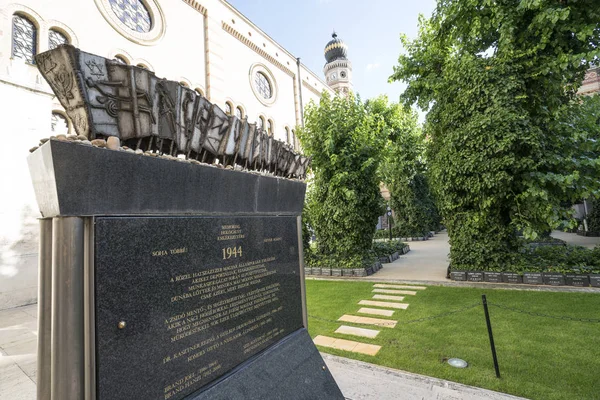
[46,21,79,47]
[108,48,133,64]
[133,58,154,71]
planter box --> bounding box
[341,269,353,277]
[392,252,399,260]
[543,273,565,286]
[589,274,600,287]
[366,266,375,276]
[523,272,543,285]
[565,274,590,287]
[379,256,390,264]
[484,272,503,283]
[331,268,342,277]
[502,272,523,284]
[304,267,312,276]
[353,268,367,277]
[319,268,332,277]
[450,271,467,281]
[467,271,484,282]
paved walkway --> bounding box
[374,231,450,282]
[324,353,526,400]
[1,303,527,400]
[551,230,600,249]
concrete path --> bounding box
[551,230,600,249]
[324,353,527,400]
[0,303,528,400]
[374,231,450,282]
[0,304,37,400]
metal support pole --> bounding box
[37,219,53,400]
[297,216,308,329]
[51,217,85,400]
[482,295,501,378]
[84,218,96,400]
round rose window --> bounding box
[108,0,152,33]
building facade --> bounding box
[578,67,600,96]
[0,0,352,309]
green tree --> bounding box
[298,92,386,267]
[390,1,600,270]
[368,96,441,237]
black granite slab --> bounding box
[589,275,600,287]
[28,140,305,217]
[565,274,590,287]
[94,215,304,400]
[189,329,344,400]
[484,272,502,283]
[450,271,467,281]
[523,272,543,285]
[502,272,523,284]
[467,271,484,282]
[542,273,565,286]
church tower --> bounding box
[323,32,352,94]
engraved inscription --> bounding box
[94,216,303,400]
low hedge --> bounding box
[372,240,407,257]
[449,245,600,274]
[305,239,408,269]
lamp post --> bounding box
[387,205,392,241]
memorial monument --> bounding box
[28,45,343,400]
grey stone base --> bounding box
[190,329,344,400]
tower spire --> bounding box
[323,31,352,94]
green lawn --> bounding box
[306,280,600,400]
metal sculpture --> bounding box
[35,45,309,179]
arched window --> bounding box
[51,112,69,135]
[267,119,274,136]
[114,55,129,64]
[285,127,291,144]
[257,116,265,130]
[235,106,244,119]
[48,29,68,50]
[225,102,233,116]
[291,129,297,150]
[12,14,37,64]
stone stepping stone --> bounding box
[373,289,417,296]
[358,307,395,317]
[359,300,409,310]
[373,294,405,301]
[338,315,397,328]
[313,335,381,356]
[335,325,380,338]
[373,284,426,290]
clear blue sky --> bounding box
[227,0,437,106]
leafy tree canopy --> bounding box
[367,96,441,236]
[298,92,387,265]
[390,0,600,270]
